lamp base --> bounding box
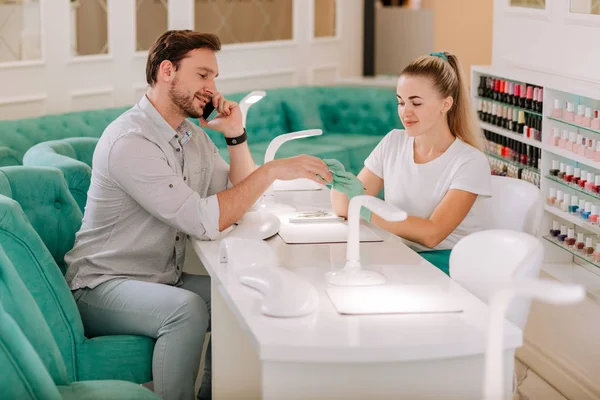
[325,268,386,286]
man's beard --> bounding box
[169,79,202,119]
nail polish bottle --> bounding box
[491,103,498,125]
[578,169,587,188]
[586,138,595,159]
[555,189,564,208]
[558,225,568,242]
[536,88,543,113]
[591,110,600,130]
[511,108,519,132]
[506,108,513,130]
[558,163,566,179]
[550,127,560,146]
[593,243,600,262]
[565,228,576,247]
[595,140,600,162]
[564,102,575,122]
[550,220,560,237]
[578,199,586,218]
[576,232,585,251]
[575,104,586,125]
[512,83,520,106]
[493,79,500,101]
[569,195,579,214]
[508,82,515,105]
[564,165,574,183]
[594,175,600,194]
[567,131,576,152]
[549,160,559,176]
[577,134,586,156]
[583,202,593,220]
[532,88,539,111]
[561,193,570,212]
[590,205,599,225]
[518,111,526,134]
[547,187,557,205]
[552,99,563,118]
[585,172,595,192]
[559,130,568,149]
[585,237,594,256]
[497,104,504,127]
[526,86,534,110]
[573,167,581,186]
[583,107,593,127]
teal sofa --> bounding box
[0,253,160,399]
[0,166,154,383]
[1,86,402,175]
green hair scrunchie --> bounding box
[430,52,448,62]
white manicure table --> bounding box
[192,189,522,400]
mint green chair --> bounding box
[0,166,153,383]
[0,256,160,399]
[23,137,98,212]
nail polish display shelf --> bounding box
[489,152,539,174]
[544,205,600,236]
[543,143,600,171]
[480,122,542,149]
[543,236,600,271]
[546,175,600,202]
[475,96,543,117]
[548,116,600,136]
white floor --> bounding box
[514,359,567,400]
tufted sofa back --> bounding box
[23,138,99,212]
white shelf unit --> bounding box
[471,65,600,283]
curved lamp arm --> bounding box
[483,280,585,400]
[239,91,266,128]
[346,195,407,266]
[263,129,323,165]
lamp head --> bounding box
[240,90,266,128]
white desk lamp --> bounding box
[483,280,585,400]
[239,91,266,129]
[326,195,408,286]
[264,129,324,194]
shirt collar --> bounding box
[138,94,188,141]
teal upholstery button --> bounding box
[54,201,62,209]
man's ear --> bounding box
[159,60,175,83]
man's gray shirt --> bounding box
[65,95,229,290]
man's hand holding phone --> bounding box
[199,92,244,138]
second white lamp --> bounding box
[326,195,408,286]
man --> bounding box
[65,30,332,400]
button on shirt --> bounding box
[65,95,230,290]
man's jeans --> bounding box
[73,273,211,400]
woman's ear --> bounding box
[442,96,454,114]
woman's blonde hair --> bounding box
[400,51,486,153]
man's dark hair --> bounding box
[146,30,221,86]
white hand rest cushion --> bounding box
[219,237,278,269]
[239,267,319,318]
[229,210,281,240]
[273,178,322,191]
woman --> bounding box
[330,51,491,274]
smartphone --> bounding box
[202,100,215,120]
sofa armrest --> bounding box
[78,335,154,383]
[0,146,21,167]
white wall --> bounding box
[0,0,363,120]
[492,0,600,85]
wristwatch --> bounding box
[225,128,247,146]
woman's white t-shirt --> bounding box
[364,129,492,251]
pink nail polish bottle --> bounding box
[547,187,557,205]
[585,172,595,192]
[578,134,586,156]
[593,243,600,262]
[591,206,600,225]
[564,102,575,122]
[552,99,563,118]
[537,88,543,111]
[567,131,576,152]
[595,140,600,162]
[591,110,600,130]
[558,130,567,148]
[583,107,593,127]
[575,105,585,125]
[590,110,600,130]
[550,127,560,146]
[586,138,595,159]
